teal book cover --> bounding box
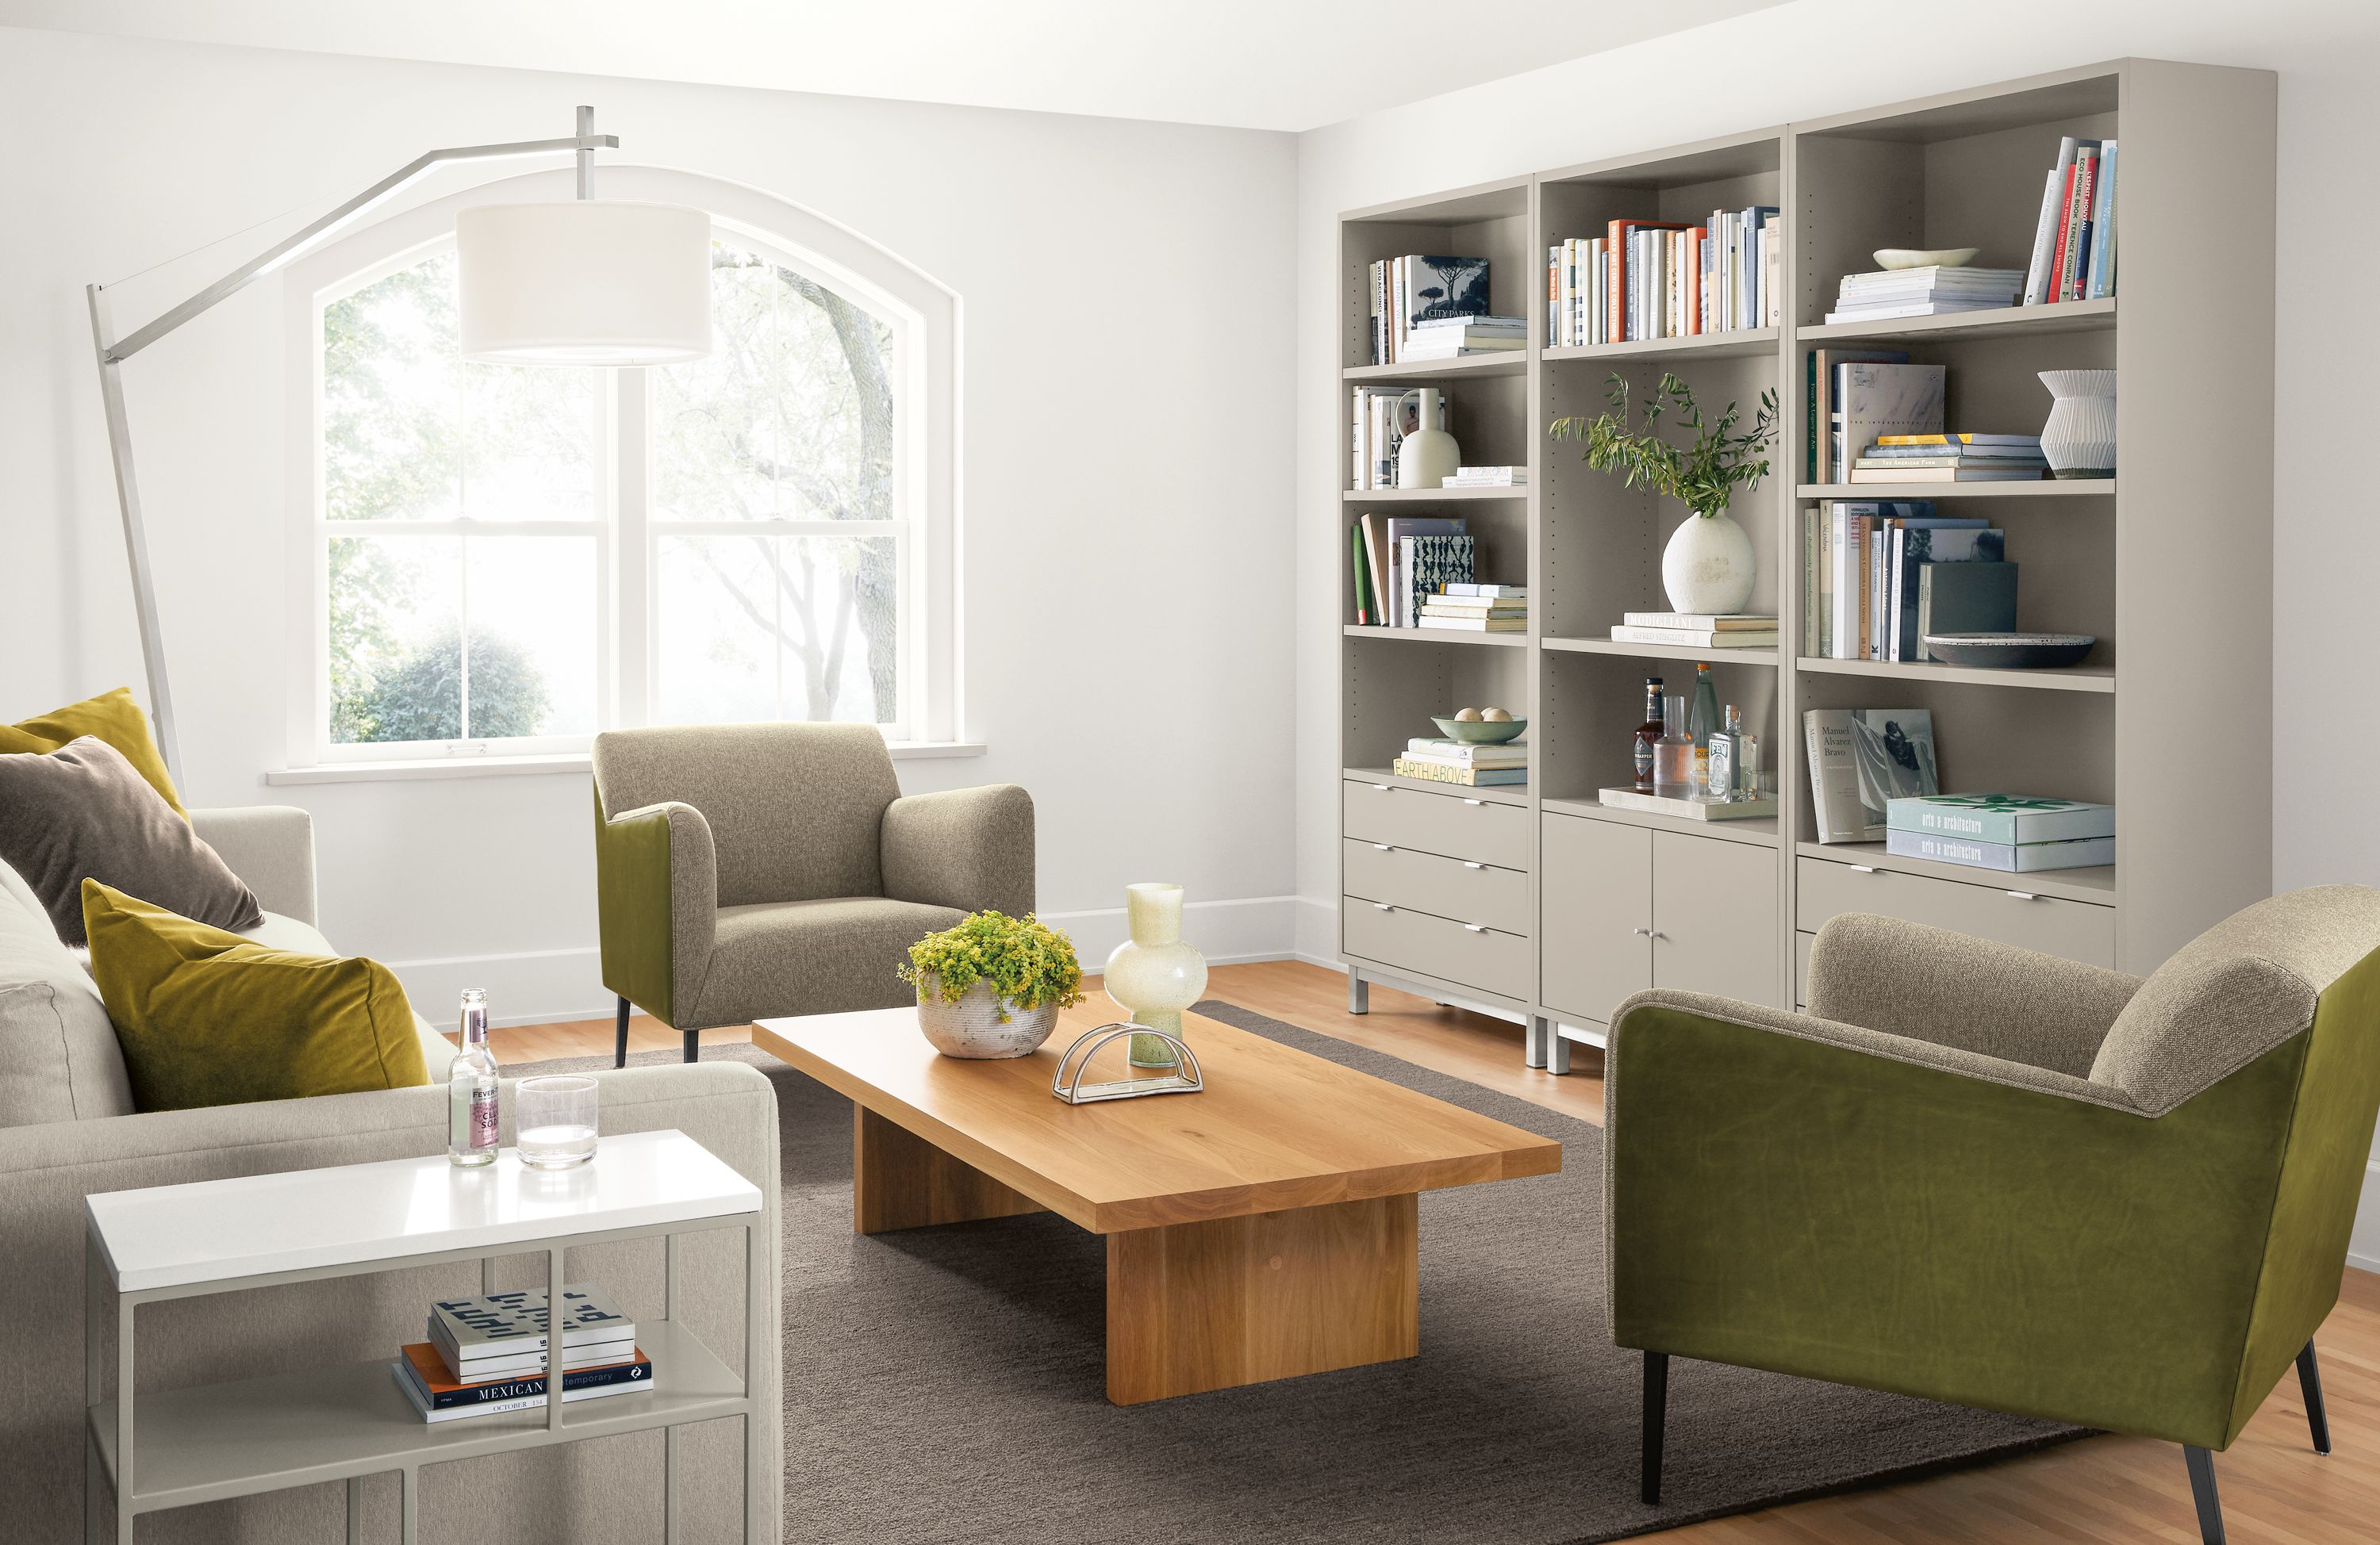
[1887,792,2114,845]
[1886,828,2114,872]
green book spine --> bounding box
[1349,523,1373,625]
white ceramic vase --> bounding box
[2038,369,2117,479]
[1103,883,1207,1068]
[1393,387,1461,489]
[1661,511,1756,615]
[914,976,1060,1060]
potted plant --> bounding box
[898,911,1086,1059]
[1553,372,1779,615]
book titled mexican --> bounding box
[393,1342,652,1424]
[429,1284,636,1375]
[1887,793,2113,845]
[1885,829,2115,873]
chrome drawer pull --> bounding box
[2006,891,2040,901]
[1461,861,1484,869]
[1631,926,1652,937]
[1372,842,1392,851]
[1371,783,1390,792]
[1464,923,1488,933]
[1647,930,1668,941]
[1461,798,1485,806]
[1848,865,1878,873]
[1372,903,1393,911]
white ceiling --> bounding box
[0,0,1788,132]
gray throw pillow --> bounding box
[0,737,261,946]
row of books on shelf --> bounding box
[1393,735,1527,787]
[1546,207,1782,347]
[2023,136,2117,305]
[1349,384,1449,489]
[1610,611,1777,650]
[1368,255,1495,364]
[1804,502,2016,661]
[1349,512,1534,631]
[393,1284,649,1424]
[1806,707,2112,872]
[1806,354,2055,484]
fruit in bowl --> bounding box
[1432,711,1527,744]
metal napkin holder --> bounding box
[1050,1022,1204,1104]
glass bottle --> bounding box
[1652,694,1696,788]
[1688,663,1719,789]
[1708,704,1743,802]
[1631,676,1666,791]
[448,988,500,1167]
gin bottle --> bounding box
[1688,664,1719,790]
[448,988,500,1167]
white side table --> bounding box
[83,1128,768,1544]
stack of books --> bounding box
[1849,431,2048,483]
[1545,205,1780,347]
[1807,504,2013,661]
[1403,316,1526,358]
[1886,793,2114,873]
[1418,583,1526,633]
[1394,736,1526,788]
[393,1284,651,1424]
[1609,611,1777,650]
[2021,137,2117,305]
[1368,255,1491,364]
[1441,465,1526,488]
[1825,266,2025,323]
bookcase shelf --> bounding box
[1345,624,1527,648]
[1343,354,1528,382]
[1796,297,2115,346]
[1336,60,2274,1049]
[1795,656,2115,693]
[1544,635,1779,667]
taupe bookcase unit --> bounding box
[1335,59,2277,1072]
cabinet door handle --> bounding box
[1630,926,1652,937]
[1848,865,1879,874]
[1461,861,1484,869]
[2006,891,2040,901]
[1372,842,1392,851]
[1647,930,1668,941]
[1464,923,1488,933]
[1461,798,1485,807]
[1372,903,1394,911]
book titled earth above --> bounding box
[1805,707,1939,843]
[1886,829,2115,873]
[1887,793,2114,845]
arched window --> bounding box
[296,168,956,762]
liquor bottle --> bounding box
[1630,676,1666,791]
[1708,704,1744,802]
[1652,694,1696,788]
[1688,663,1719,789]
[448,988,500,1167]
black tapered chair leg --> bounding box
[2183,1445,2226,1545]
[613,997,631,1069]
[2297,1339,2332,1455]
[683,1027,699,1064]
[1641,1351,1669,1506]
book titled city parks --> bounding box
[1804,707,1939,842]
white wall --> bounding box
[0,25,1301,1022]
[1292,0,2380,1263]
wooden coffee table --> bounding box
[751,1003,1560,1405]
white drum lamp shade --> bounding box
[456,201,712,365]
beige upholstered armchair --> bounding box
[592,723,1034,1064]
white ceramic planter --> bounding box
[2038,369,2117,479]
[914,976,1061,1060]
[1661,512,1756,615]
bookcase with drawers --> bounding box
[1334,59,2276,1071]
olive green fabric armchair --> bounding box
[592,723,1034,1064]
[1606,887,2380,1544]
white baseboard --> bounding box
[2350,1159,2380,1276]
[1294,893,1338,965]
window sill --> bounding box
[263,742,989,786]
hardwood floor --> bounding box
[493,960,2380,1543]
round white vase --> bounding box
[914,976,1060,1060]
[1661,512,1756,615]
[1104,883,1207,1068]
[2037,369,2117,479]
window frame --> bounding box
[281,167,962,769]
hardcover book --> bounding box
[1886,793,2115,845]
[1832,362,1946,481]
[1391,757,1525,787]
[1914,563,2020,660]
[428,1284,635,1367]
[1805,708,1938,842]
[1884,829,2115,873]
[1402,533,1476,627]
[397,1342,651,1410]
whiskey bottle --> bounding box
[1631,677,1665,791]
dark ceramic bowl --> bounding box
[1921,632,2095,669]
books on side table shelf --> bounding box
[2022,136,2118,305]
[396,1283,651,1424]
[1401,315,1526,358]
[1825,266,2025,324]
[1349,384,1455,490]
[1546,205,1781,347]
[1395,736,1527,787]
[1609,611,1777,650]
[1887,793,2116,872]
[1441,465,1527,488]
[1806,502,2018,661]
[1369,255,1491,365]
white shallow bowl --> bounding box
[1872,247,1979,270]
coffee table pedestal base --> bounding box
[1104,1194,1420,1405]
[853,1107,1045,1233]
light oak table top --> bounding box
[750,1003,1560,1234]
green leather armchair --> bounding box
[1605,887,2380,1544]
[592,723,1035,1064]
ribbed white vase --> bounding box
[2038,370,2117,479]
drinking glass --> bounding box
[516,1075,598,1168]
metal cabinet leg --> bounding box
[401,1467,419,1545]
[1545,1022,1573,1075]
[1346,972,1369,1014]
[347,1475,363,1543]
[1524,1016,1549,1069]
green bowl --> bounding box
[1431,715,1527,744]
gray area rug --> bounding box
[526,1003,2082,1543]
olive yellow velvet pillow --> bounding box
[0,687,185,819]
[82,881,427,1112]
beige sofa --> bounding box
[0,807,783,1544]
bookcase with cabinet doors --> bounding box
[1335,59,2276,1072]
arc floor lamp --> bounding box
[86,105,713,786]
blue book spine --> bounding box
[1886,828,2115,872]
